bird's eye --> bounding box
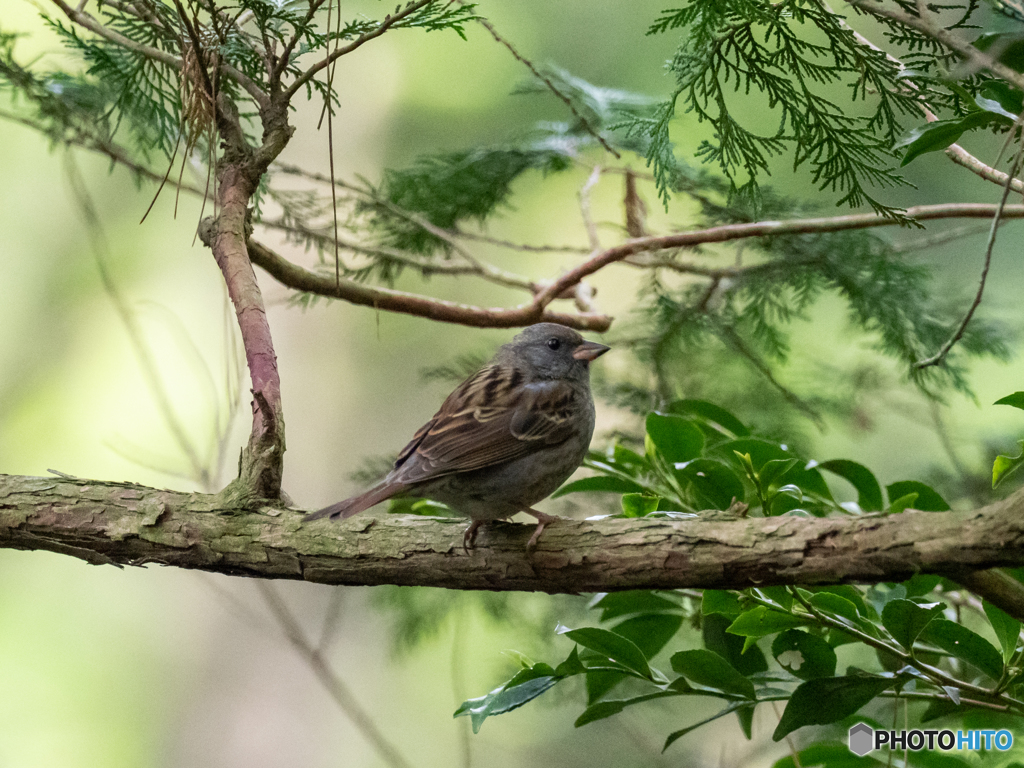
[546,338,561,350]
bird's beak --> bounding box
[573,340,611,361]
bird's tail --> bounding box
[303,481,403,522]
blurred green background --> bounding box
[3,2,1024,766]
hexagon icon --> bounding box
[849,722,874,756]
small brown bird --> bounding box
[304,323,610,549]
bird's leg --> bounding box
[523,508,559,550]
[463,519,484,553]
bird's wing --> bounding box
[391,364,581,484]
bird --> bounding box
[304,322,610,550]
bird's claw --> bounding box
[525,509,558,550]
[463,520,483,554]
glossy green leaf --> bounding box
[553,475,647,498]
[667,399,750,437]
[703,612,769,676]
[736,703,755,740]
[983,600,1021,662]
[675,458,745,510]
[759,458,799,488]
[773,675,895,740]
[981,82,1024,117]
[885,481,949,512]
[575,690,680,727]
[670,649,756,699]
[919,619,1004,680]
[703,590,744,618]
[809,592,861,624]
[897,111,1001,167]
[808,586,872,619]
[454,665,561,732]
[645,412,704,464]
[585,611,684,702]
[888,493,918,515]
[620,493,660,518]
[816,459,884,511]
[718,439,833,499]
[771,629,838,680]
[993,441,1024,489]
[663,703,747,751]
[995,391,1024,411]
[727,606,810,647]
[590,591,680,622]
[557,626,653,680]
[881,599,944,650]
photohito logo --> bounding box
[848,723,1013,756]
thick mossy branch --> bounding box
[3,473,1024,599]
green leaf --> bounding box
[809,592,862,624]
[574,690,681,727]
[717,439,833,499]
[585,611,684,702]
[815,459,884,511]
[772,675,896,741]
[808,586,872,619]
[981,82,1024,117]
[557,626,653,680]
[454,665,561,732]
[645,412,704,464]
[663,702,747,752]
[919,619,1004,680]
[881,599,944,650]
[703,612,769,676]
[621,493,661,517]
[888,493,919,515]
[771,630,838,680]
[897,111,1003,167]
[759,458,799,488]
[613,613,685,659]
[983,600,1021,662]
[674,458,746,510]
[727,607,810,649]
[885,482,949,512]
[703,590,744,618]
[667,399,749,437]
[553,475,647,498]
[993,441,1024,489]
[995,391,1024,410]
[590,591,680,622]
[670,649,756,699]
[736,704,755,740]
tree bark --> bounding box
[3,473,1024,602]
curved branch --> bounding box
[532,203,1024,307]
[4,474,1024,611]
[247,238,612,331]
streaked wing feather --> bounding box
[392,366,579,484]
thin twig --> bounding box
[579,164,602,251]
[63,154,210,485]
[284,0,435,100]
[257,218,539,292]
[718,324,826,429]
[915,150,1024,369]
[455,1,620,159]
[255,583,413,768]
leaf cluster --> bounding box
[459,402,1024,756]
